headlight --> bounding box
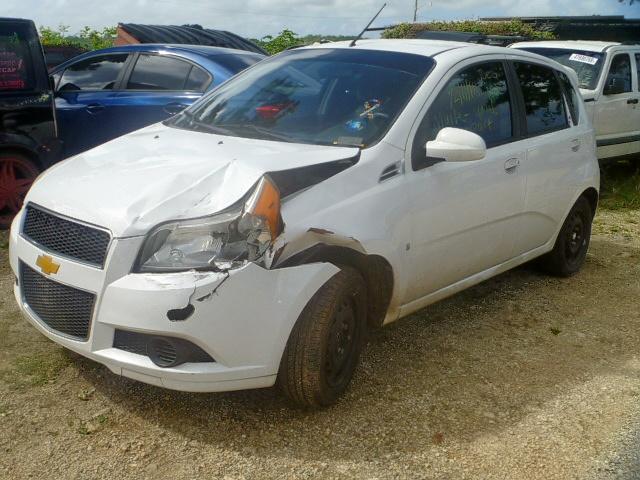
[135,176,282,273]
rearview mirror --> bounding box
[426,127,487,163]
[603,77,626,95]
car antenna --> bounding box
[349,3,387,47]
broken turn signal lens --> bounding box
[245,176,281,239]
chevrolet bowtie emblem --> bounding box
[36,255,60,276]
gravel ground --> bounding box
[0,208,639,480]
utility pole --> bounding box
[413,0,418,22]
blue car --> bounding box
[51,44,264,158]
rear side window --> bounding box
[184,65,210,91]
[127,54,193,90]
[59,54,128,91]
[514,62,568,136]
[557,71,580,125]
[605,54,632,93]
[413,61,513,160]
[0,24,35,91]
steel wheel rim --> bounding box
[0,157,38,224]
[565,212,586,263]
[325,298,358,388]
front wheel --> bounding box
[539,196,593,277]
[0,153,40,229]
[277,266,367,407]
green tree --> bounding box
[383,20,555,40]
[255,29,301,55]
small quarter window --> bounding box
[557,71,580,125]
[514,62,568,136]
[184,65,210,91]
[412,61,513,165]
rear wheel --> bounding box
[0,153,39,229]
[278,266,367,407]
[539,196,593,277]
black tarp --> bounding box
[119,23,267,54]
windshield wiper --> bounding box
[220,124,295,143]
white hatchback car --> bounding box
[511,40,640,161]
[10,40,599,407]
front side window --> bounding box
[412,61,513,162]
[0,24,35,91]
[518,48,604,90]
[605,54,632,94]
[127,54,193,91]
[514,62,568,136]
[58,54,128,91]
[168,48,435,148]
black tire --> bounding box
[539,196,593,277]
[0,153,40,230]
[277,266,367,408]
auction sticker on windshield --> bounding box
[569,53,599,65]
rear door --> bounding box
[55,53,130,157]
[509,60,589,255]
[594,52,640,157]
[112,53,210,132]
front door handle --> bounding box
[85,103,105,114]
[504,157,520,173]
[627,98,639,105]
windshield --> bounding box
[167,48,435,148]
[519,48,604,90]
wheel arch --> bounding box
[0,145,43,171]
[580,187,599,218]
[276,244,394,329]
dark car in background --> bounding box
[50,44,264,159]
[0,18,58,228]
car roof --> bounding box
[510,40,622,53]
[87,43,265,57]
[302,38,546,58]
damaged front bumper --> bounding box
[9,221,339,392]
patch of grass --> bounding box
[600,163,640,211]
[4,349,71,388]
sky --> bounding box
[3,0,638,38]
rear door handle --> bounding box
[504,157,520,173]
[85,103,105,114]
[571,138,581,152]
[628,98,639,105]
[164,102,187,115]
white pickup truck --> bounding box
[511,41,640,162]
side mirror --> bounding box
[603,77,626,95]
[426,127,487,163]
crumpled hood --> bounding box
[26,123,359,238]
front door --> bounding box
[55,53,130,158]
[595,52,640,158]
[403,60,526,302]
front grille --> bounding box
[22,205,110,268]
[20,261,95,341]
